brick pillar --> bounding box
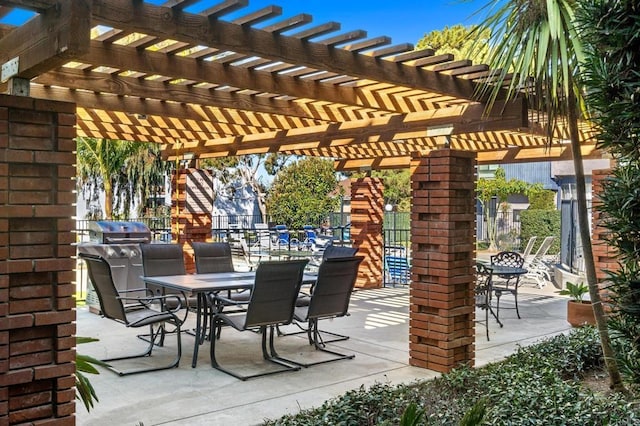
[591,168,616,307]
[350,177,384,288]
[0,95,77,424]
[409,149,476,372]
[171,168,212,273]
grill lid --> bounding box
[88,221,151,244]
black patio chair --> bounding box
[192,241,249,319]
[140,243,197,333]
[79,253,183,376]
[475,262,497,341]
[209,259,309,380]
[283,256,364,367]
[280,245,359,342]
[191,241,234,273]
[490,251,525,320]
[323,245,358,260]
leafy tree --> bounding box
[579,0,640,385]
[200,154,288,222]
[376,169,412,212]
[474,0,624,391]
[266,157,340,229]
[416,24,491,64]
[348,169,412,212]
[76,137,170,219]
[477,167,529,250]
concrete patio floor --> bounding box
[75,282,572,426]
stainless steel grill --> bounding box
[88,220,152,244]
[78,221,152,312]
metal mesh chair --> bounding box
[191,241,234,273]
[140,243,196,326]
[285,256,363,366]
[323,245,358,260]
[490,251,525,320]
[209,259,309,380]
[79,253,183,376]
[192,241,250,314]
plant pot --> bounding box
[566,300,596,327]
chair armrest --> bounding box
[119,294,183,313]
[119,287,154,297]
[211,293,250,307]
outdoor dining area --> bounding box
[1,0,613,423]
[76,251,570,425]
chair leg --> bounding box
[277,319,349,345]
[279,319,355,368]
[494,290,502,322]
[484,301,490,341]
[105,322,182,376]
[210,324,299,381]
[513,290,521,319]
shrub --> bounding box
[264,328,640,425]
[520,209,560,253]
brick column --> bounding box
[171,168,213,273]
[591,168,616,307]
[350,177,384,288]
[409,150,476,372]
[0,95,77,424]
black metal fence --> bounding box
[476,210,521,251]
[75,212,411,287]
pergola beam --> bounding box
[91,0,481,100]
[0,0,91,81]
[332,143,601,171]
[161,99,525,158]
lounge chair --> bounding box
[273,224,299,249]
[79,253,183,376]
[521,236,555,288]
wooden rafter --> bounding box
[0,0,601,168]
[0,0,91,81]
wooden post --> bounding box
[350,177,384,288]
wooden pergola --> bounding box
[0,1,608,423]
[0,0,600,167]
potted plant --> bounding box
[557,282,596,327]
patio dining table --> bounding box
[142,271,318,368]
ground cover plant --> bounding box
[264,328,639,425]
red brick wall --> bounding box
[171,169,212,273]
[409,150,477,372]
[350,177,384,288]
[0,95,77,424]
[591,168,616,306]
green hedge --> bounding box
[264,328,640,425]
[520,209,561,254]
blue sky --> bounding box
[2,0,488,45]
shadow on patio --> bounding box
[76,284,571,426]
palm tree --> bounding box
[473,0,625,392]
[76,137,170,219]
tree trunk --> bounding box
[104,179,113,220]
[567,88,626,392]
